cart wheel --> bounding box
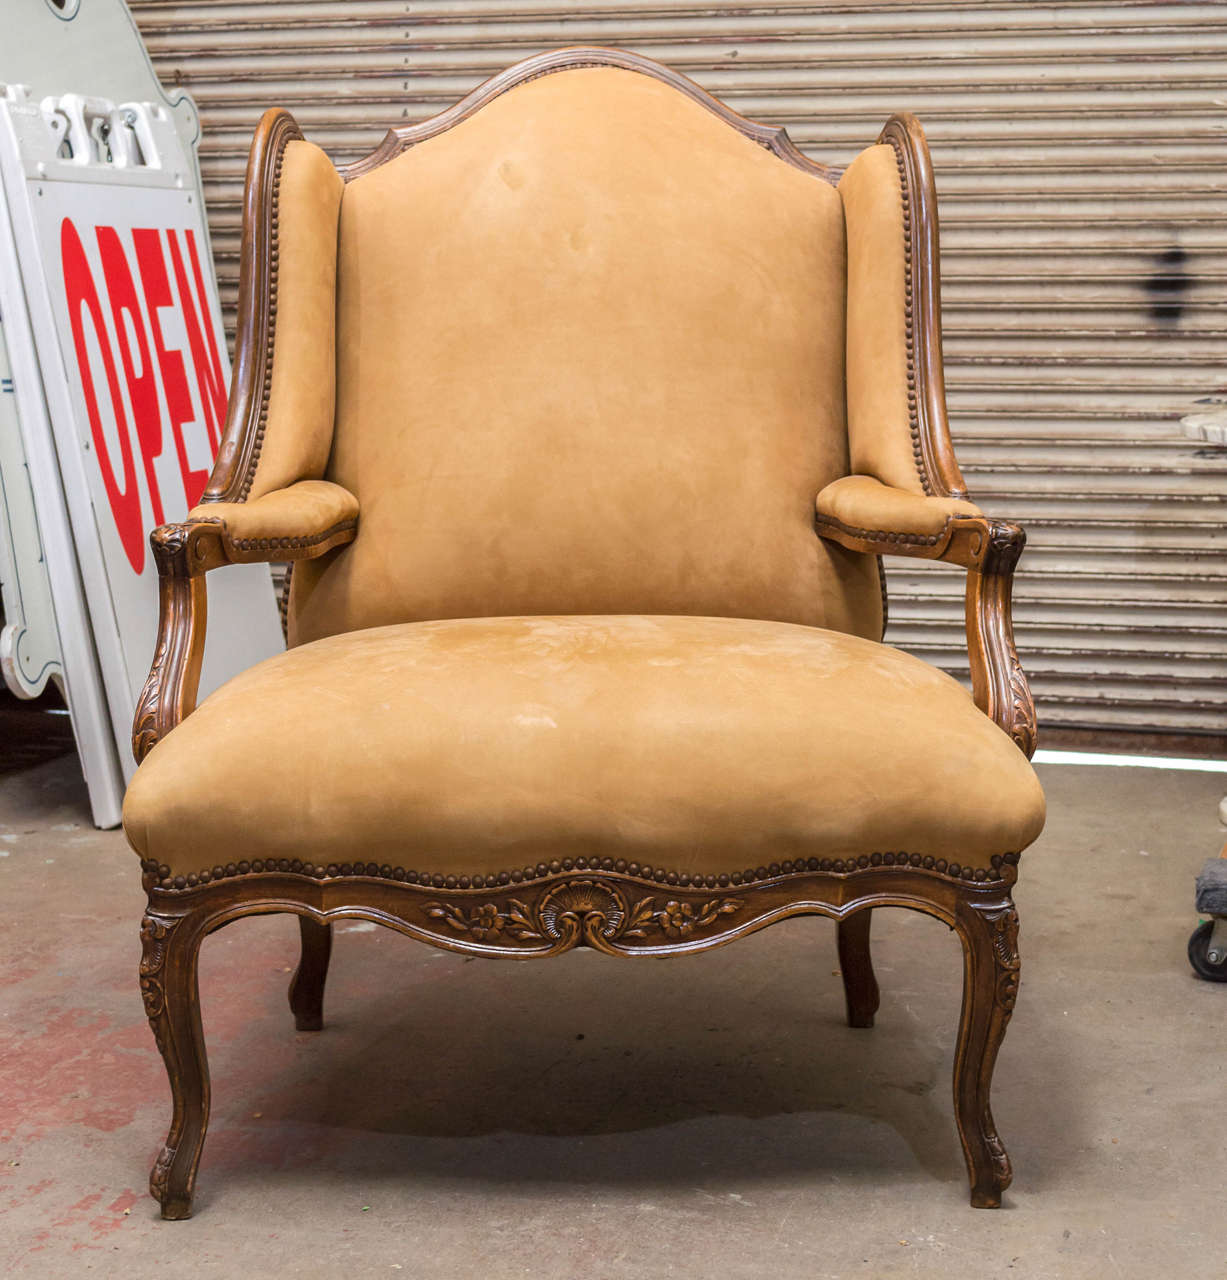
[1188,921,1227,982]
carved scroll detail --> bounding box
[140,914,180,1053]
[149,1143,178,1207]
[985,1132,1011,1187]
[982,902,1021,1015]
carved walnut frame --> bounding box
[133,47,1033,1219]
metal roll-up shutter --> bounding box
[130,0,1227,740]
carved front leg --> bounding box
[952,896,1020,1208]
[140,910,210,1219]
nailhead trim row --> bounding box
[816,511,947,548]
[224,519,357,553]
[142,850,1021,893]
[886,134,933,498]
[238,135,289,502]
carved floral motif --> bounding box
[428,900,513,942]
[657,898,743,938]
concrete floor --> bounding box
[1,754,1225,1278]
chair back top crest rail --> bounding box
[336,47,840,184]
[202,46,967,653]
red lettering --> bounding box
[133,227,208,506]
[166,228,225,452]
[60,217,144,574]
[96,226,164,527]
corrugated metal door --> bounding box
[130,0,1227,739]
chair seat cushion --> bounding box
[123,615,1045,885]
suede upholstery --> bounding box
[123,615,1045,877]
[288,67,883,647]
[817,475,981,535]
[838,144,926,494]
[247,140,344,500]
[124,63,1047,889]
[189,480,358,544]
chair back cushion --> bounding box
[289,65,881,645]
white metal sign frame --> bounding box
[0,84,283,822]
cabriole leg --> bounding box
[289,917,333,1032]
[140,909,210,1220]
[837,909,880,1029]
[952,896,1020,1208]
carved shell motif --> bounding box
[538,879,627,940]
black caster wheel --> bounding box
[1188,920,1227,982]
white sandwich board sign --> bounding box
[0,1,283,827]
[0,323,63,700]
[0,191,121,826]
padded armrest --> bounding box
[187,481,358,563]
[816,475,980,539]
[132,481,358,764]
[815,475,1001,569]
[815,474,1036,759]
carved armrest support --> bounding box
[131,524,215,766]
[962,522,1037,760]
[815,482,1036,758]
[131,483,358,765]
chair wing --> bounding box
[841,115,970,503]
[204,116,344,504]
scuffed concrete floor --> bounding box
[1,754,1225,1278]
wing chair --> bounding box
[124,47,1045,1219]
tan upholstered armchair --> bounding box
[125,48,1045,1219]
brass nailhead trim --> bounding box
[887,134,932,497]
[239,140,289,502]
[226,519,357,553]
[816,512,945,548]
[142,850,1020,894]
